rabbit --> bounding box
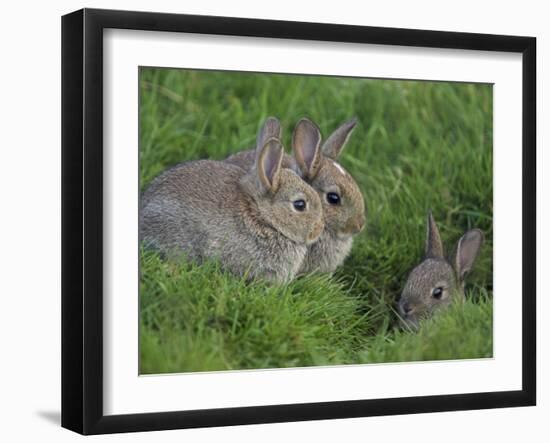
[397,211,484,329]
[226,117,366,274]
[139,119,324,284]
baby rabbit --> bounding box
[226,117,366,274]
[139,120,324,284]
[398,212,484,329]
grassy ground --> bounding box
[139,67,493,374]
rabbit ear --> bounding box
[321,117,358,160]
[256,117,282,152]
[454,229,484,281]
[425,211,444,258]
[292,118,322,179]
[257,137,284,192]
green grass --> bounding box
[139,67,493,374]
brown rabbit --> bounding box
[398,212,484,328]
[226,117,366,274]
[139,120,324,284]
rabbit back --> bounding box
[225,149,257,171]
[226,149,299,173]
[140,160,240,260]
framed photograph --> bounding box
[61,8,536,435]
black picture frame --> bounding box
[61,8,536,435]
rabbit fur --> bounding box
[398,211,484,328]
[140,119,324,284]
[226,117,366,274]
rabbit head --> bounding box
[291,118,366,240]
[239,121,324,246]
[398,212,484,328]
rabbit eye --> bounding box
[292,199,307,212]
[326,192,341,205]
[432,287,444,300]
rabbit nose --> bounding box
[346,215,366,234]
[401,301,414,315]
